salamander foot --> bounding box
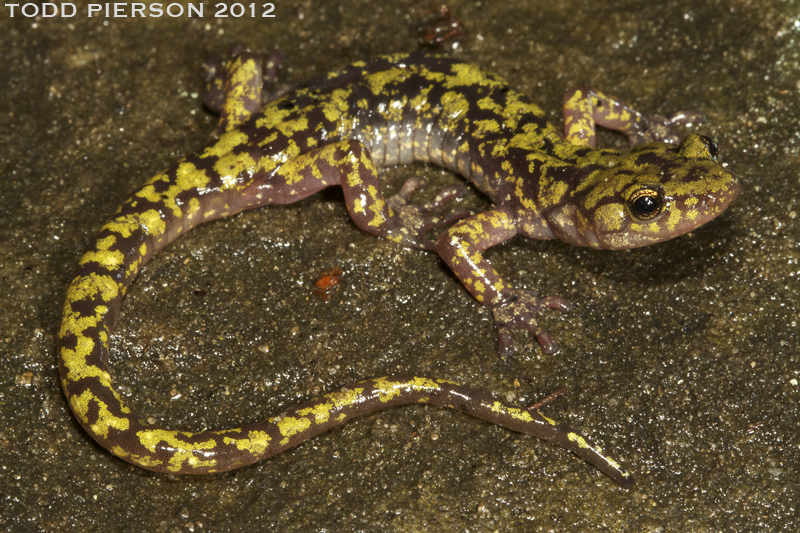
[492,290,572,356]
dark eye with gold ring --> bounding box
[628,188,664,220]
[699,135,719,160]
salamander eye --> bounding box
[699,135,719,160]
[628,187,664,220]
[677,133,719,160]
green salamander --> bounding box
[58,51,739,486]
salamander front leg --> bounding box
[562,85,705,147]
[436,209,571,356]
[493,291,572,356]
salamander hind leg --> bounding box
[268,140,472,249]
[385,176,475,251]
[316,140,473,250]
[203,46,287,135]
[562,85,705,147]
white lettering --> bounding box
[5,1,212,17]
[166,3,183,17]
[22,2,41,16]
[41,2,57,16]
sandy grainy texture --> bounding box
[1,1,797,531]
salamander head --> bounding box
[570,134,739,250]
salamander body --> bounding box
[58,52,739,486]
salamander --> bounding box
[57,51,739,487]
